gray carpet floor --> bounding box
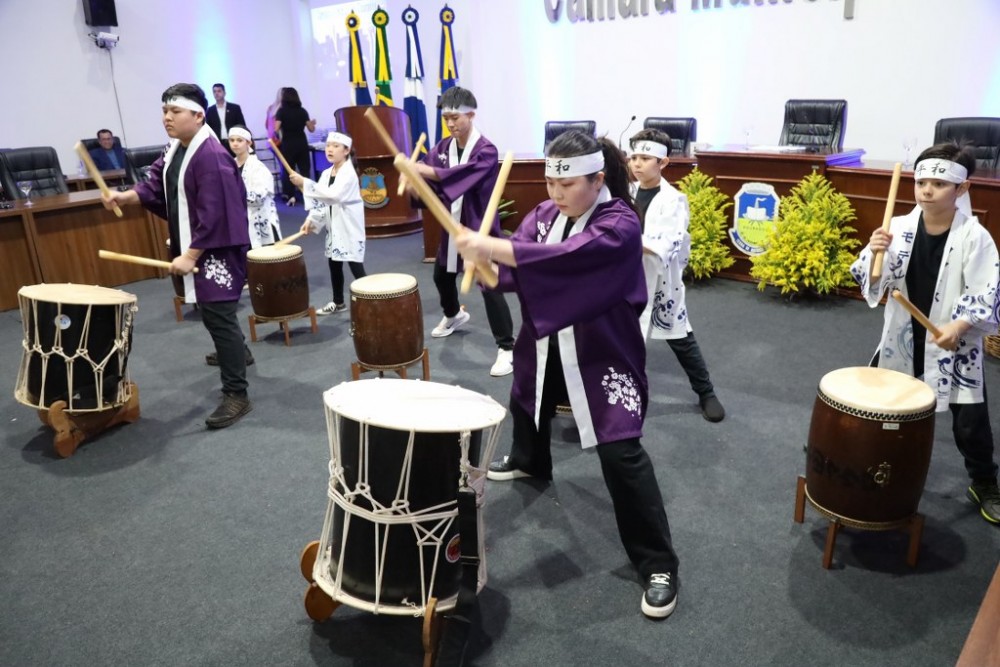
[2,206,999,667]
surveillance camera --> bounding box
[94,31,119,48]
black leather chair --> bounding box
[778,99,848,150]
[0,147,69,198]
[642,117,697,155]
[124,145,166,184]
[933,117,1000,170]
[543,120,597,152]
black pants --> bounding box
[433,262,514,350]
[200,300,248,396]
[281,144,312,200]
[329,259,367,305]
[505,340,679,578]
[666,332,715,399]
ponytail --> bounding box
[596,137,636,214]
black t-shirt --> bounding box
[904,213,950,377]
[165,143,188,258]
[274,105,310,148]
[634,185,660,232]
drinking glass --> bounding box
[17,181,33,206]
[743,124,754,150]
[902,136,918,169]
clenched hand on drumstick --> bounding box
[890,289,968,351]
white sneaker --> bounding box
[431,308,471,338]
[490,348,514,377]
[317,301,338,316]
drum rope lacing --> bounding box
[315,408,503,615]
[17,297,137,411]
[816,388,936,422]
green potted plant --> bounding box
[750,172,860,296]
[677,168,734,279]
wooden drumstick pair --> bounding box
[75,142,123,218]
[363,107,502,291]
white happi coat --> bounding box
[240,153,281,248]
[634,178,693,340]
[303,162,366,262]
[850,207,1000,410]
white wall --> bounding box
[1,0,998,173]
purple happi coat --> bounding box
[422,127,501,272]
[135,125,250,303]
[498,188,649,448]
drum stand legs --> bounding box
[248,307,319,347]
[794,476,924,569]
[297,539,444,666]
[37,383,141,458]
[351,348,431,381]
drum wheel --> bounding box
[303,582,338,622]
[300,540,320,583]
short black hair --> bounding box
[96,129,113,139]
[161,83,208,112]
[915,141,978,178]
[629,128,672,157]
[438,86,477,110]
[213,83,225,92]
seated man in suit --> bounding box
[89,129,126,171]
[205,83,246,156]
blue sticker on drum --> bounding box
[445,535,461,563]
[55,314,71,330]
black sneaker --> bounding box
[699,394,725,423]
[486,456,533,481]
[205,393,252,429]
[205,349,256,367]
[967,483,1000,525]
[641,572,677,619]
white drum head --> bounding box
[324,379,506,432]
[247,244,302,261]
[351,273,417,296]
[818,367,935,415]
[18,283,136,306]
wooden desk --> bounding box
[694,148,1000,282]
[0,191,168,311]
[65,169,127,192]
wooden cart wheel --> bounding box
[422,597,443,667]
[303,582,338,622]
[299,540,320,583]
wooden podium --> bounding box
[333,105,422,238]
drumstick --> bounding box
[460,150,513,294]
[393,154,499,288]
[99,249,199,273]
[268,139,296,175]
[871,162,903,281]
[891,289,942,339]
[396,132,427,196]
[275,230,306,246]
[74,142,123,217]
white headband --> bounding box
[326,132,352,149]
[914,159,968,184]
[545,151,605,178]
[163,96,205,114]
[630,140,669,159]
[228,127,252,141]
[440,105,475,114]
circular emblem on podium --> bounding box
[360,167,389,209]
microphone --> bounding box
[618,115,637,150]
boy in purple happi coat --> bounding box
[103,83,253,429]
[409,86,516,377]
